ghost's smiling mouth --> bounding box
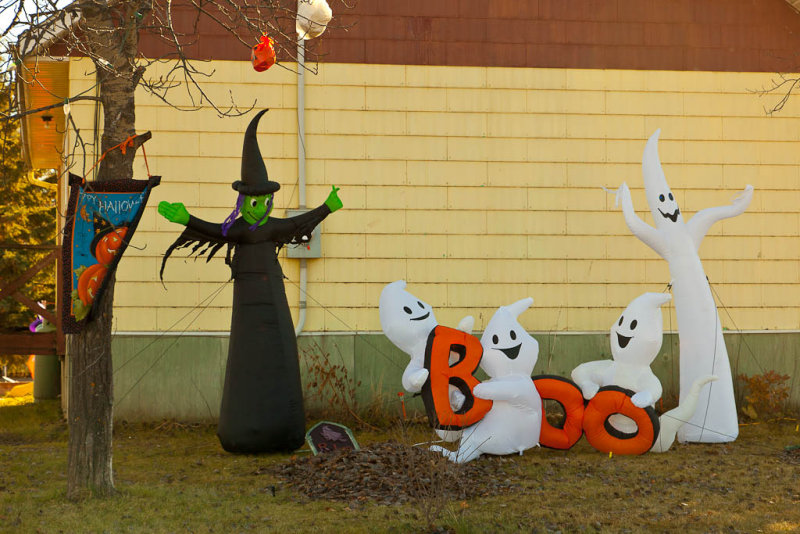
[410,312,430,321]
[499,344,521,360]
[617,332,632,348]
[658,208,680,222]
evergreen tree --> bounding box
[0,77,57,372]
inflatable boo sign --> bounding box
[422,324,678,455]
[421,326,587,451]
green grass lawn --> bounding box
[1,397,798,533]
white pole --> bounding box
[295,37,307,337]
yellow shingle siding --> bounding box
[65,58,800,333]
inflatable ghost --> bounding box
[379,280,439,393]
[571,292,717,452]
[379,281,471,427]
[431,298,542,463]
[615,130,752,444]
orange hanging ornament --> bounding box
[251,35,276,72]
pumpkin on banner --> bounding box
[76,263,107,307]
[94,227,128,266]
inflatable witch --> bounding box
[615,130,752,443]
[158,109,343,453]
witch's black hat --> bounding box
[89,212,115,257]
[232,109,281,195]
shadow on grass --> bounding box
[1,399,799,533]
[0,397,66,443]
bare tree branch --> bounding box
[751,72,800,116]
[0,94,100,121]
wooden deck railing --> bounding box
[0,243,64,356]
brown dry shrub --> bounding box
[737,370,791,419]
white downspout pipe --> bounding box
[295,37,307,337]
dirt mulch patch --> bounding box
[782,445,800,464]
[272,441,520,505]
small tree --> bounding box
[1,0,344,500]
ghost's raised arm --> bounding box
[456,315,474,334]
[616,182,668,258]
[686,185,753,249]
[570,360,611,400]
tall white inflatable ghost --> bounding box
[615,130,753,443]
[571,292,717,452]
[379,281,471,426]
[431,298,542,463]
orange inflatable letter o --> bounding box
[582,386,659,455]
[533,375,585,450]
[421,325,492,430]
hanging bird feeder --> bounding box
[251,35,276,72]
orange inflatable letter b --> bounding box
[421,325,492,430]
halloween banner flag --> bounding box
[61,173,160,333]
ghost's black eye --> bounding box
[250,198,258,207]
[618,316,624,326]
[492,334,499,345]
[418,301,425,309]
[659,194,665,202]
[403,306,412,314]
[630,319,638,330]
[668,193,674,201]
[510,330,516,340]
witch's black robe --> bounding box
[161,204,331,453]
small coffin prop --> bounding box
[251,35,276,72]
[305,421,359,455]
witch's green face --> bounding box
[242,194,273,226]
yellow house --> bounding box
[19,0,800,418]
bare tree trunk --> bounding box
[65,81,136,499]
[66,277,115,500]
[8,0,321,503]
[66,0,141,500]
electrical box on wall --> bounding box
[285,209,322,258]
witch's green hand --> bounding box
[324,185,343,213]
[158,201,190,225]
